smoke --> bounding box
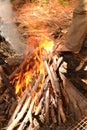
[0,0,26,55]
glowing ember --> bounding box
[12,39,54,97]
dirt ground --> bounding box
[0,0,87,129]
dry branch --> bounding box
[51,104,57,124]
[17,75,49,130]
[45,88,50,124]
[44,59,59,94]
[0,66,16,99]
[51,95,57,108]
[18,75,49,130]
[8,97,31,130]
[57,98,66,124]
[8,73,50,130]
[35,97,44,115]
[7,52,87,130]
[52,56,63,71]
[44,59,66,123]
[7,74,43,130]
[8,78,35,125]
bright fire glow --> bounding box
[12,39,54,97]
[39,39,54,53]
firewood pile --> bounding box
[0,42,87,130]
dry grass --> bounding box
[14,0,78,47]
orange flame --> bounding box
[39,39,54,54]
[12,38,54,97]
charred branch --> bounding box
[0,66,16,100]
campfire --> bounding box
[0,38,87,130]
[0,1,87,129]
[12,39,54,97]
[7,39,67,129]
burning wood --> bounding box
[3,40,86,130]
[6,52,65,129]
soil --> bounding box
[0,0,87,129]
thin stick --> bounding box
[51,104,57,124]
[39,108,45,124]
[44,59,66,123]
[35,76,50,116]
[35,97,44,115]
[44,60,59,94]
[45,88,50,124]
[18,75,49,130]
[33,74,43,91]
[8,78,35,125]
[57,98,66,124]
[50,65,60,90]
[52,57,67,123]
[8,74,43,128]
[7,97,31,130]
[51,95,57,109]
[52,56,63,71]
[17,92,40,130]
[50,65,66,123]
[17,74,43,130]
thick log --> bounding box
[59,72,87,119]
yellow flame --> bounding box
[39,39,54,53]
[13,38,54,97]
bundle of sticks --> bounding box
[6,51,87,130]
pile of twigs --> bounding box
[6,52,87,130]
